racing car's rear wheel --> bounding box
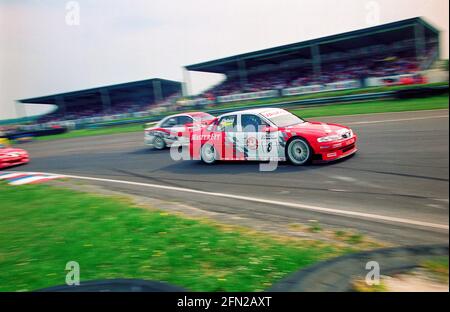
[153,136,166,150]
[201,143,218,164]
[286,137,311,165]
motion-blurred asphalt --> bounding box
[14,109,450,245]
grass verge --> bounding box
[0,182,347,292]
[421,256,449,283]
[35,123,143,141]
[290,94,449,118]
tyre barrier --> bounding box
[394,85,448,99]
[268,244,449,292]
[38,279,187,292]
[6,127,68,140]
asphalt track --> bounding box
[11,109,450,245]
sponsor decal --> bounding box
[246,137,258,150]
[260,109,287,118]
[192,133,221,141]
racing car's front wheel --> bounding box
[201,143,218,164]
[153,136,166,150]
[286,137,311,165]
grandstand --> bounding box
[19,78,181,125]
[185,17,440,103]
[18,17,442,126]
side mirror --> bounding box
[185,122,194,127]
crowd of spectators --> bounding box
[204,53,421,97]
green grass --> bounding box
[421,256,449,283]
[35,123,144,141]
[0,183,344,292]
[308,221,322,233]
[290,95,448,118]
[28,93,449,142]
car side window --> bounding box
[177,116,193,126]
[241,114,268,132]
[216,115,237,132]
[161,117,177,128]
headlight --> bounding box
[317,129,353,142]
[317,135,341,142]
[344,129,353,139]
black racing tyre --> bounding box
[286,137,312,165]
[153,136,166,150]
[200,143,218,164]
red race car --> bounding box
[145,112,215,149]
[189,108,357,165]
[0,142,30,169]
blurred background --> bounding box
[0,0,448,129]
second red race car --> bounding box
[189,108,357,165]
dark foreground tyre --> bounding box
[153,136,166,150]
[38,279,187,292]
[200,143,218,164]
[286,137,312,165]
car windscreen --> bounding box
[261,110,304,127]
[192,113,215,122]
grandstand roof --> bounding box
[185,17,440,74]
[19,78,181,107]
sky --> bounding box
[0,0,448,119]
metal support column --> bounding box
[14,101,27,119]
[311,45,322,82]
[100,88,112,115]
[237,59,248,92]
[152,79,163,103]
[55,95,66,119]
[414,23,426,63]
[182,67,191,97]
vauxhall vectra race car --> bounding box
[189,108,357,165]
[145,112,215,149]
